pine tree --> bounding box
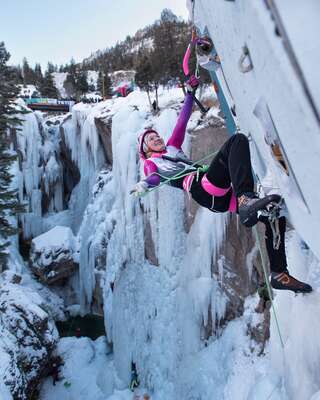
[75,70,89,96]
[34,63,43,87]
[68,58,77,74]
[47,62,57,74]
[39,70,58,98]
[135,55,154,110]
[14,65,24,85]
[0,42,25,267]
[22,57,38,85]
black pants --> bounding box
[189,134,287,273]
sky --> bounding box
[0,0,189,70]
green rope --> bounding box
[137,149,219,197]
[253,225,284,349]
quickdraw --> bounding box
[259,197,283,250]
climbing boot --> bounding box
[238,193,282,227]
[271,271,313,294]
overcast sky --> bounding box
[1,0,189,70]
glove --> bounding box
[130,181,148,196]
[186,75,199,93]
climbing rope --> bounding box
[137,150,219,197]
[253,225,284,349]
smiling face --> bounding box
[145,132,165,153]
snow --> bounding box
[81,92,103,102]
[40,336,121,400]
[32,226,77,254]
[269,230,320,400]
[275,0,320,114]
[18,84,39,98]
[87,70,99,90]
[52,72,68,98]
[0,280,59,398]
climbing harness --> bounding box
[238,45,254,73]
[136,150,218,197]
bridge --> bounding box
[23,98,75,113]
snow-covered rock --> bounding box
[40,336,119,400]
[30,226,78,285]
[0,281,58,399]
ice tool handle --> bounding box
[183,39,210,115]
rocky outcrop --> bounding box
[95,116,113,165]
[30,226,79,285]
[144,217,159,266]
[59,122,81,204]
[0,281,58,399]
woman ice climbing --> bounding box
[132,76,312,294]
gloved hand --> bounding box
[186,75,199,93]
[130,181,148,196]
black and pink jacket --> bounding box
[139,93,237,212]
[140,93,194,188]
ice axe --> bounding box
[183,31,210,115]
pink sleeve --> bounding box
[166,93,193,149]
[144,160,160,187]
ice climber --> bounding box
[132,75,312,294]
[130,362,140,391]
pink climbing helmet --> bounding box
[138,129,159,160]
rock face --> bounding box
[0,281,58,399]
[59,122,81,204]
[144,217,159,266]
[30,226,79,285]
[95,115,113,165]
[186,115,265,339]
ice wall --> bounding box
[62,105,106,232]
[67,89,233,398]
[188,1,320,399]
[14,105,66,239]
